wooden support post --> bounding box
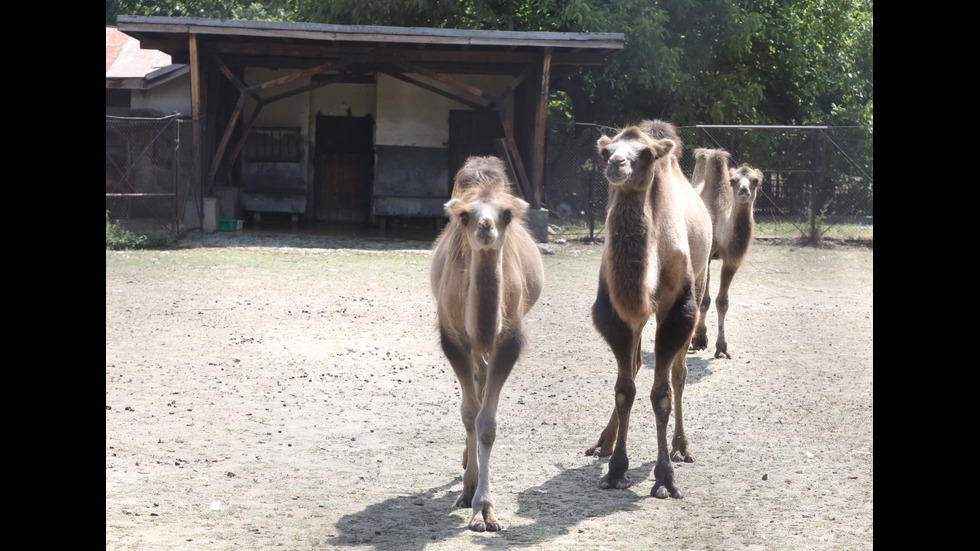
[531,48,551,209]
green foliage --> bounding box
[106,211,175,250]
[106,0,872,129]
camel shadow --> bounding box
[330,462,656,549]
[331,478,463,550]
[638,349,713,385]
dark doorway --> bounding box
[448,109,505,194]
[315,115,375,223]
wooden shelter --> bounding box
[115,16,623,233]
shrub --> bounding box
[106,211,175,250]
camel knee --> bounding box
[475,415,497,447]
[650,386,671,418]
[715,294,729,315]
[614,378,636,411]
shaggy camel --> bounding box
[430,156,544,532]
[586,121,712,499]
[689,148,763,359]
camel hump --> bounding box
[451,156,512,198]
[694,148,730,164]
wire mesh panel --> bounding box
[544,124,608,242]
[544,124,872,244]
[106,115,200,233]
[685,125,873,243]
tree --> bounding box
[106,0,872,129]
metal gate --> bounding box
[106,114,200,233]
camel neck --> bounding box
[603,187,655,321]
[467,248,504,353]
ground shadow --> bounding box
[180,221,438,251]
[639,349,713,385]
[330,462,657,550]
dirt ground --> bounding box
[106,232,873,550]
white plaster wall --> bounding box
[311,83,377,118]
[131,75,192,116]
[245,68,311,128]
[376,73,513,147]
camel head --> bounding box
[445,156,528,251]
[598,127,675,189]
[730,164,763,205]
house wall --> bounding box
[373,73,512,217]
[235,68,513,221]
[130,75,192,116]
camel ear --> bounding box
[444,198,462,218]
[653,139,675,160]
[597,136,612,158]
[511,198,529,220]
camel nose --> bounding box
[608,156,625,167]
[476,218,496,240]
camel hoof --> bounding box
[651,482,683,499]
[671,450,695,463]
[454,493,473,509]
[600,472,631,490]
[469,521,486,532]
[714,344,731,359]
[586,444,613,457]
[690,333,708,351]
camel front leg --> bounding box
[589,277,642,460]
[467,331,522,532]
[650,288,698,499]
[714,262,738,359]
[439,329,481,509]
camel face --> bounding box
[448,196,526,251]
[598,129,674,189]
[730,165,762,205]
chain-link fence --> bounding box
[545,124,873,244]
[106,115,201,234]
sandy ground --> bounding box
[106,233,873,550]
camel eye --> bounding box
[500,209,513,226]
[459,211,470,225]
[600,148,611,162]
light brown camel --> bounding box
[430,156,544,532]
[585,120,712,499]
[689,148,763,359]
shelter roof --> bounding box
[115,16,624,74]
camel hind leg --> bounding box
[691,261,712,352]
[669,347,695,463]
[713,261,738,359]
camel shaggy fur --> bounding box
[430,156,544,532]
[586,121,712,499]
[690,148,763,359]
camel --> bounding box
[585,120,712,499]
[689,148,764,359]
[430,156,544,532]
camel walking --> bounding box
[586,121,712,499]
[690,148,763,358]
[430,156,544,531]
